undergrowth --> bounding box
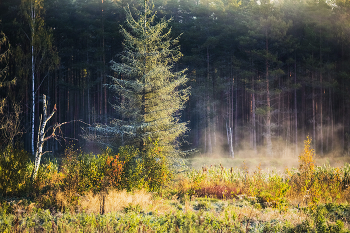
[1,136,350,232]
[173,136,350,209]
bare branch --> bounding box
[31,94,86,181]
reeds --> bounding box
[174,137,350,208]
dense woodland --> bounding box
[1,0,350,157]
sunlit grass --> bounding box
[79,189,152,214]
[2,138,350,232]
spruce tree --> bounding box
[91,1,190,156]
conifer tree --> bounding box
[0,28,21,148]
[0,30,11,111]
[90,1,190,156]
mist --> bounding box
[188,122,350,171]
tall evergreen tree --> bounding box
[89,1,190,156]
[0,28,22,148]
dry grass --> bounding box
[79,189,152,214]
[78,189,183,215]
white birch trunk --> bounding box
[229,126,234,158]
[32,94,56,181]
[226,122,234,158]
[31,0,35,155]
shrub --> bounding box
[142,141,171,191]
[0,146,29,196]
[288,136,319,205]
[78,152,109,194]
[105,152,124,189]
[61,148,111,195]
[117,142,171,192]
[288,136,346,205]
[117,145,143,191]
[255,174,290,208]
[60,147,81,198]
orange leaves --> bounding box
[105,154,124,188]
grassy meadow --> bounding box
[1,138,350,232]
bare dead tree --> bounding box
[31,94,70,181]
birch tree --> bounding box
[19,0,59,155]
[31,94,70,181]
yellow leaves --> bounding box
[287,136,345,206]
[228,0,242,8]
[299,135,315,173]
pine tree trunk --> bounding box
[206,47,212,154]
[319,28,323,156]
[302,84,305,141]
[294,58,298,155]
[312,72,316,152]
[320,74,323,156]
[330,88,334,152]
[265,29,272,156]
[235,85,238,149]
[252,89,256,152]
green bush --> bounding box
[0,146,29,196]
[61,149,111,195]
[118,142,171,192]
[142,141,171,191]
[32,158,60,190]
[53,142,170,201]
[117,145,143,191]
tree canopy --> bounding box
[1,0,350,156]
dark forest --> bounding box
[1,0,350,157]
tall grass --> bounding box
[1,194,348,232]
[173,136,350,209]
[2,137,350,232]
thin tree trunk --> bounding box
[235,84,238,149]
[312,72,316,152]
[206,46,212,154]
[265,28,272,156]
[226,122,234,158]
[252,83,256,152]
[330,88,333,152]
[319,28,323,156]
[31,0,35,155]
[302,84,305,141]
[278,70,282,138]
[102,0,107,124]
[287,93,290,148]
[320,74,323,156]
[32,94,56,181]
[294,57,298,155]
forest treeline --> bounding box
[1,0,350,157]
